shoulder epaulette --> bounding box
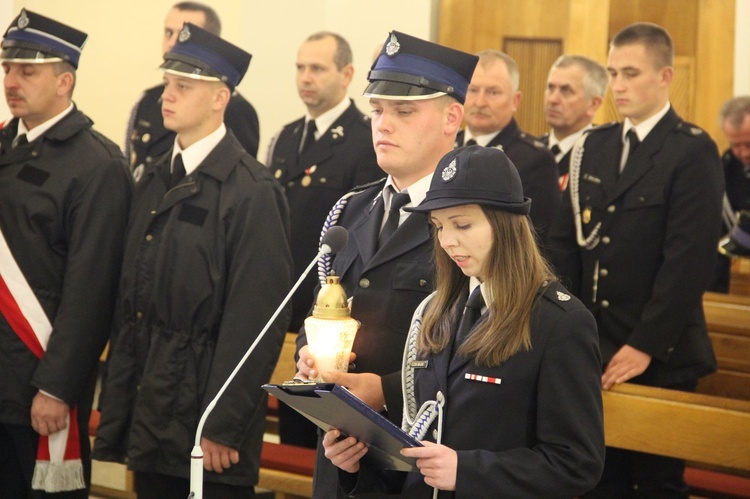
[517,132,548,151]
[539,281,579,312]
[676,121,705,137]
[349,176,386,194]
[588,121,618,133]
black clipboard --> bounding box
[262,382,422,472]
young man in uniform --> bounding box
[548,22,723,498]
[0,9,131,496]
[93,23,291,499]
[294,30,478,499]
[125,2,260,180]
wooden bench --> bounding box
[701,292,750,401]
[604,383,750,498]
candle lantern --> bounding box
[304,275,360,382]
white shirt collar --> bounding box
[464,129,501,147]
[548,125,592,161]
[623,102,671,143]
[171,123,227,175]
[305,97,350,140]
[17,103,74,143]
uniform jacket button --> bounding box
[602,236,611,244]
[432,429,438,440]
[601,300,610,308]
[607,205,616,213]
[599,268,609,277]
[419,279,427,287]
[359,278,370,289]
[145,234,153,241]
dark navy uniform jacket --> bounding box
[548,108,723,387]
[346,282,604,498]
[297,179,435,499]
[0,110,131,442]
[267,100,384,332]
[94,131,291,486]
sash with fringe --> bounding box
[0,225,85,492]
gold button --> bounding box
[359,278,370,289]
[602,236,611,244]
[419,279,427,287]
[150,210,156,215]
[145,234,153,241]
[607,205,616,213]
[320,177,327,183]
[142,133,151,143]
[599,269,608,277]
[601,300,610,308]
[136,311,143,319]
[432,429,438,440]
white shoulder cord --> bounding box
[400,293,446,499]
[569,133,601,249]
[317,191,361,284]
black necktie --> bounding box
[456,286,485,344]
[12,134,28,149]
[550,144,561,156]
[378,188,410,250]
[170,153,186,189]
[622,129,640,170]
[300,120,317,155]
[465,138,477,146]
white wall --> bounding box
[5,0,435,159]
[735,0,750,96]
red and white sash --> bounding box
[0,226,85,492]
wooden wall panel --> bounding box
[438,0,734,146]
[504,39,563,136]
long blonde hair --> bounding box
[419,207,556,366]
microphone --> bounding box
[188,226,349,499]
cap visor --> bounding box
[0,47,61,63]
[363,80,446,100]
[160,60,221,82]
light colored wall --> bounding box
[2,0,748,149]
[4,0,435,160]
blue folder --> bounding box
[262,382,422,472]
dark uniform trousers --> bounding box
[456,119,560,246]
[296,180,435,498]
[548,108,724,498]
[267,101,383,449]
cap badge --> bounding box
[556,291,571,302]
[385,34,400,57]
[17,10,30,29]
[441,158,457,182]
[178,25,191,43]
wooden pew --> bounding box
[701,292,750,401]
[604,383,750,498]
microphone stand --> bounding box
[188,243,337,499]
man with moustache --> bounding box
[0,9,131,496]
[457,50,559,244]
[293,31,478,499]
[542,55,607,191]
[93,23,291,499]
[124,2,260,180]
[548,23,723,498]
